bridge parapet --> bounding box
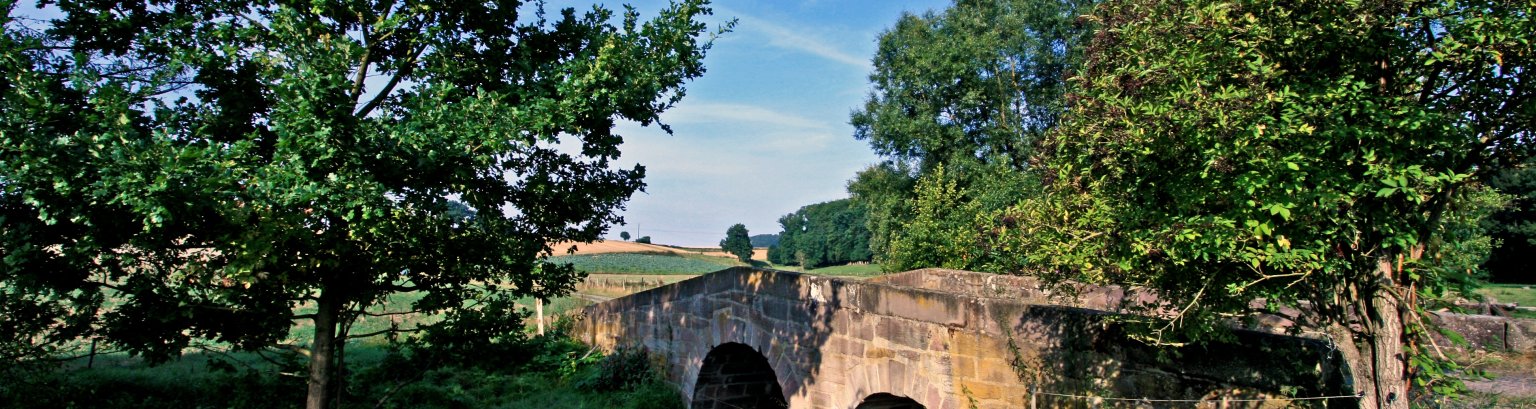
[571,267,1354,409]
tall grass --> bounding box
[2,330,682,409]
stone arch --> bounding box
[691,342,787,409]
[854,392,926,409]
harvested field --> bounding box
[550,240,771,262]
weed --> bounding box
[576,345,658,391]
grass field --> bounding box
[1476,284,1536,319]
[766,262,887,278]
[549,252,742,275]
[1478,283,1536,305]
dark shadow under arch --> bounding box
[691,342,787,409]
[855,392,926,409]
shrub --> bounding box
[577,346,658,391]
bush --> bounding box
[2,328,681,409]
[576,346,658,391]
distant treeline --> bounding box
[767,199,872,268]
[749,234,779,248]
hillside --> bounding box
[551,240,769,261]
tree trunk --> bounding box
[306,290,339,409]
[1351,259,1410,409]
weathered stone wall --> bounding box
[575,276,671,296]
[1430,312,1536,352]
[571,268,1353,409]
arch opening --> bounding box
[691,342,787,409]
[855,392,926,409]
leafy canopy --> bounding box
[0,0,725,404]
[847,0,1096,267]
[1007,0,1532,404]
[719,223,752,262]
[768,198,872,268]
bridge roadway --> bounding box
[571,267,1353,409]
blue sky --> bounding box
[13,0,954,247]
[592,0,951,246]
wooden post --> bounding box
[536,298,545,335]
[87,338,97,369]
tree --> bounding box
[719,223,752,262]
[848,0,1096,265]
[620,231,632,241]
[767,199,872,268]
[0,1,725,408]
[1483,164,1536,284]
[847,162,918,263]
[635,236,652,244]
[1009,1,1534,407]
[852,0,1094,173]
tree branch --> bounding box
[353,20,428,118]
[350,11,373,102]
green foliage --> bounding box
[884,163,1038,272]
[719,223,753,262]
[620,231,632,241]
[883,164,981,272]
[852,0,1096,172]
[549,253,737,275]
[0,1,726,406]
[575,345,659,392]
[1010,0,1534,403]
[1,331,682,409]
[847,162,919,262]
[1483,165,1536,283]
[635,236,652,244]
[848,0,1096,267]
[767,199,872,268]
[1,352,306,409]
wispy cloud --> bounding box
[727,10,871,71]
[661,102,830,130]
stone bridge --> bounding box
[571,268,1355,409]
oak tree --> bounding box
[719,223,751,262]
[0,1,725,408]
[849,0,1096,265]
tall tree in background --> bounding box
[1009,1,1533,407]
[719,223,752,262]
[0,1,724,408]
[848,0,1096,266]
[768,199,872,268]
[1483,164,1536,284]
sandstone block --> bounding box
[878,318,929,350]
